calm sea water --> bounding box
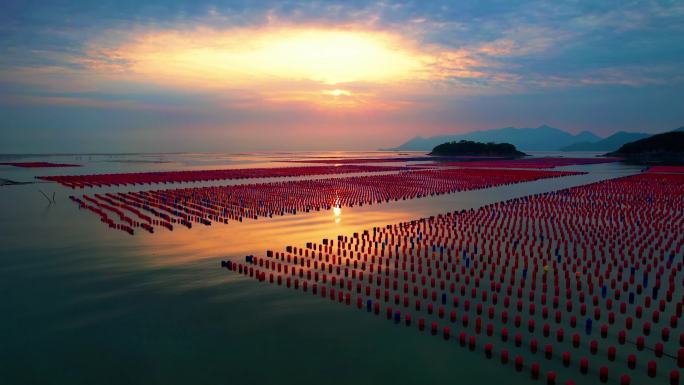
[0,152,644,385]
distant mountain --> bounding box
[560,131,650,152]
[388,125,602,151]
[574,130,603,143]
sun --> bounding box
[323,89,351,97]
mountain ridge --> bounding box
[607,129,684,164]
[560,131,650,152]
[386,125,603,151]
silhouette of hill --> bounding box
[429,140,526,157]
[608,128,684,164]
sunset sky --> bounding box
[1,0,683,152]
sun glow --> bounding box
[90,28,425,87]
[71,26,484,108]
[323,89,352,97]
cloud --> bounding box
[477,26,569,57]
[77,27,427,85]
[5,1,682,103]
[0,94,189,112]
[4,24,502,111]
[1,0,683,152]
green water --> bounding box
[0,152,644,384]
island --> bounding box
[429,140,527,157]
[607,129,684,164]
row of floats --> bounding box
[649,166,684,174]
[38,157,625,189]
[68,168,581,235]
[285,157,618,169]
[415,157,619,169]
[38,164,409,189]
[283,156,502,164]
[226,171,684,385]
[0,162,80,168]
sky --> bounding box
[1,0,683,153]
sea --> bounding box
[0,152,644,385]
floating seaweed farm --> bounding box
[418,157,620,169]
[228,172,684,385]
[38,164,411,188]
[282,156,504,164]
[0,162,81,168]
[648,166,684,174]
[69,168,582,235]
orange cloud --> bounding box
[69,26,492,108]
[80,28,427,86]
[6,25,564,112]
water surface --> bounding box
[0,152,642,385]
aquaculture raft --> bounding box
[38,164,410,188]
[0,162,80,168]
[228,172,684,385]
[68,168,581,235]
[417,157,620,169]
[648,166,684,174]
[282,156,503,164]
